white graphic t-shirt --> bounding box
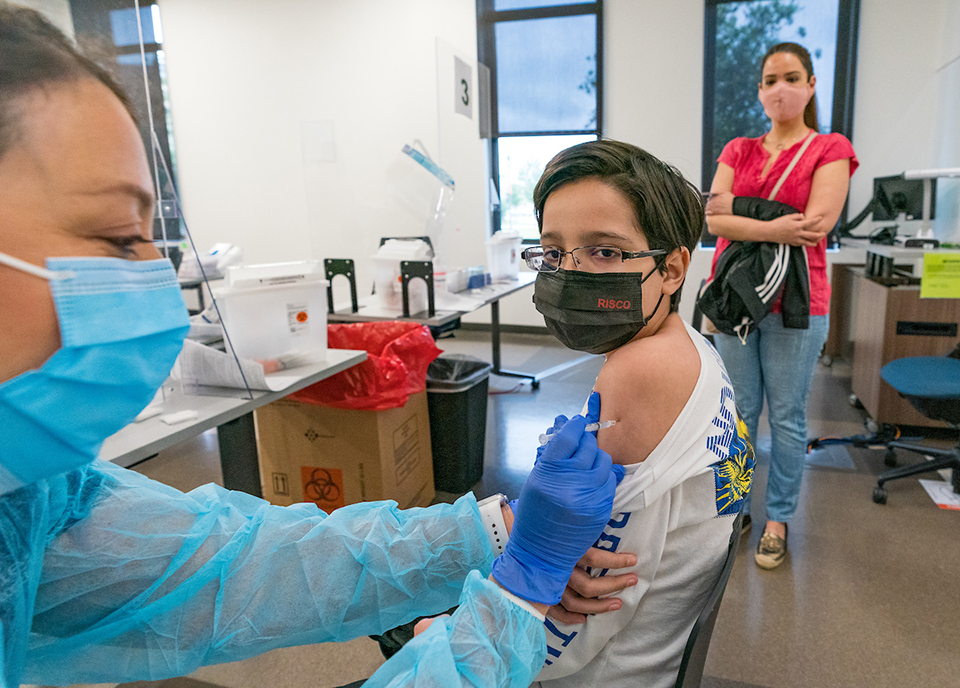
[533,322,754,688]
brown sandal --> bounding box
[755,523,788,569]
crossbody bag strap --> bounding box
[767,132,817,201]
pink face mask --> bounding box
[758,81,811,122]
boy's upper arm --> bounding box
[594,331,700,466]
[594,354,660,463]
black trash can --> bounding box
[426,355,493,493]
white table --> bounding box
[840,237,949,280]
[99,348,367,495]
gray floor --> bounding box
[115,329,959,688]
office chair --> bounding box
[673,510,744,688]
[871,343,960,504]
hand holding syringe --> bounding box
[539,420,616,445]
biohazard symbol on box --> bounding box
[296,311,308,323]
[301,467,345,511]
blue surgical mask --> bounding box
[0,253,190,494]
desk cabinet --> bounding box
[852,273,960,427]
[824,263,861,362]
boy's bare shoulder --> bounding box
[594,315,702,464]
[597,316,700,389]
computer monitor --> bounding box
[872,175,936,221]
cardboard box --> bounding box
[255,391,435,511]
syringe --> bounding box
[539,420,617,445]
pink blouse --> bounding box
[710,132,858,316]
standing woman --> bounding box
[704,42,857,569]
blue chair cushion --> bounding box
[881,357,960,400]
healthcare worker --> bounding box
[0,5,630,687]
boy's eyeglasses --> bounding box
[521,245,667,273]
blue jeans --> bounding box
[714,313,829,523]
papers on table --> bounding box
[176,339,317,393]
[187,321,224,345]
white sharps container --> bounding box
[486,229,523,282]
[372,239,433,312]
[213,261,328,362]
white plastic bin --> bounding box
[226,260,322,288]
[214,262,328,362]
[373,239,432,312]
[486,230,523,282]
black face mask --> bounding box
[533,268,665,355]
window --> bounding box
[70,0,181,242]
[477,1,602,241]
[702,0,860,242]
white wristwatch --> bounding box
[477,493,510,555]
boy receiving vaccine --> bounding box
[524,140,754,688]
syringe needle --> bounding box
[539,419,617,445]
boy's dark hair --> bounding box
[533,139,705,313]
[0,2,134,160]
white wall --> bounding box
[13,0,73,37]
[487,0,960,327]
[606,0,709,327]
[156,0,960,328]
[851,0,960,242]
[159,0,485,299]
[479,0,710,327]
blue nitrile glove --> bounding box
[537,414,567,460]
[536,391,605,459]
[492,407,624,606]
[583,390,602,426]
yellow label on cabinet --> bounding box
[920,253,960,298]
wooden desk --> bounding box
[827,240,949,362]
[851,272,960,427]
[824,263,861,362]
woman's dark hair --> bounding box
[0,2,133,159]
[533,139,704,313]
[761,42,819,132]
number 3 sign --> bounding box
[454,56,472,118]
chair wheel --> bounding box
[531,380,540,390]
[884,449,898,468]
[848,394,864,409]
[821,355,833,367]
[873,487,888,504]
[866,418,879,434]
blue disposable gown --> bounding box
[0,460,545,687]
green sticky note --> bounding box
[921,252,960,298]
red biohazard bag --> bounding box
[288,322,442,411]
